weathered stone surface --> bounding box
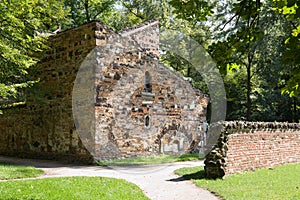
[0,21,110,163]
[0,20,209,163]
[92,20,208,160]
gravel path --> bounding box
[0,156,219,200]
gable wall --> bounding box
[93,21,209,160]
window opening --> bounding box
[145,115,151,129]
[144,71,152,92]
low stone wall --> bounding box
[204,121,300,178]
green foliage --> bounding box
[273,0,300,18]
[159,1,213,95]
[121,0,162,20]
[64,0,171,31]
[281,33,300,97]
[63,0,115,29]
[0,0,68,107]
[162,0,296,121]
[112,0,171,30]
[0,176,149,200]
[273,0,300,97]
[206,0,300,121]
[0,164,43,180]
[208,0,263,120]
[169,0,212,21]
[175,163,300,200]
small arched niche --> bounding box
[144,114,151,129]
[144,71,152,92]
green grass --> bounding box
[98,153,203,166]
[0,176,149,200]
[0,164,44,180]
[174,163,300,200]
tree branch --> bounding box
[221,0,247,31]
[121,0,144,20]
[91,2,112,20]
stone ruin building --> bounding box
[0,20,209,163]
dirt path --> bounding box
[0,156,219,200]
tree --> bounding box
[272,0,300,97]
[205,0,298,121]
[64,0,115,29]
[63,0,168,31]
[0,0,68,110]
[208,0,262,120]
[114,0,172,29]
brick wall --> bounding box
[204,121,300,178]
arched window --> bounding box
[144,71,151,91]
[144,115,151,129]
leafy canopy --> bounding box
[0,0,68,106]
[273,0,300,97]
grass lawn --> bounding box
[174,163,300,200]
[97,153,203,166]
[0,176,149,200]
[0,164,44,180]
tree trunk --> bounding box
[293,97,297,122]
[246,64,251,120]
[246,41,253,121]
[84,0,90,22]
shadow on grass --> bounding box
[167,169,206,182]
[175,153,205,162]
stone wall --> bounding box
[92,20,208,160]
[204,121,300,178]
[0,21,112,163]
[118,19,159,51]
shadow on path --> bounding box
[167,169,206,182]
